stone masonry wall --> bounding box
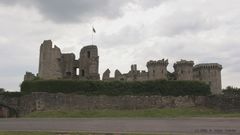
[18,93,207,115]
[2,93,240,117]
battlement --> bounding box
[193,63,222,70]
[147,59,169,67]
[173,60,194,67]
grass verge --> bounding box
[24,107,240,118]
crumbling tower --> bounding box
[193,63,222,94]
[38,40,62,79]
[174,60,194,80]
[79,45,100,80]
[147,59,168,80]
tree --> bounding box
[0,88,5,93]
[223,86,240,96]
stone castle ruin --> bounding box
[24,40,222,94]
[38,40,100,80]
[103,59,222,94]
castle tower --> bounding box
[146,59,169,80]
[79,45,100,80]
[193,63,222,94]
[131,64,137,71]
[38,40,63,79]
[128,64,139,81]
[173,60,194,80]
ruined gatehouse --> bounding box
[24,40,222,94]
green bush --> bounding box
[20,80,210,96]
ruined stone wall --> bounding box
[38,40,62,79]
[193,64,222,94]
[104,65,148,81]
[61,53,76,79]
[3,93,240,116]
[147,59,168,80]
[0,107,9,118]
[103,60,222,94]
[207,95,240,112]
[17,93,207,115]
[138,71,148,81]
[174,60,194,80]
[102,69,110,80]
[24,72,35,81]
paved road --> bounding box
[0,118,240,134]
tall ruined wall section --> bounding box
[147,59,168,80]
[174,60,194,80]
[38,40,62,79]
[193,63,222,94]
[61,53,77,79]
[79,45,100,80]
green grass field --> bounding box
[25,107,240,118]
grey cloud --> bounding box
[156,11,215,36]
[132,0,173,9]
[0,0,172,23]
[100,25,145,48]
[0,0,129,23]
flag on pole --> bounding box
[92,27,96,33]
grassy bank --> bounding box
[25,107,240,118]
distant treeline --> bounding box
[21,80,211,96]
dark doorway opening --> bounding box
[81,70,85,77]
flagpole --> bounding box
[92,29,93,45]
[92,26,96,45]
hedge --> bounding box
[20,80,211,96]
[0,92,22,97]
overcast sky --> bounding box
[0,0,240,91]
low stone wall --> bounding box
[207,95,240,112]
[1,92,240,116]
[18,92,207,115]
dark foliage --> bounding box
[20,80,211,96]
[222,86,240,97]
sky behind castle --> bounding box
[0,0,240,91]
